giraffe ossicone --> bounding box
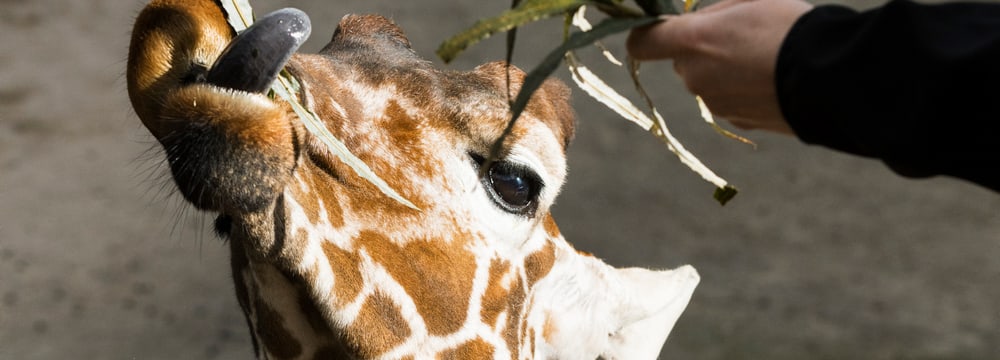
[127,0,699,358]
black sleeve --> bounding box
[775,0,1000,191]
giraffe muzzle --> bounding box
[207,8,312,93]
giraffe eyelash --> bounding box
[470,153,543,216]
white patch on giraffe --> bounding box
[195,27,231,71]
[285,189,310,229]
[293,171,310,194]
[498,263,517,293]
[285,190,353,311]
[327,95,349,121]
[492,311,509,338]
[471,258,515,360]
[503,121,567,212]
[317,198,357,249]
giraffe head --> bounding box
[127,1,699,358]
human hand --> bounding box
[626,0,813,135]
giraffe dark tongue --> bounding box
[207,8,311,93]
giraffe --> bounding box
[126,0,699,358]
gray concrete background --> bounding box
[2,0,998,358]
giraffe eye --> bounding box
[472,154,543,215]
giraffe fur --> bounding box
[127,1,699,359]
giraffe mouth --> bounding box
[207,8,312,93]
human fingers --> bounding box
[625,0,742,61]
[692,0,754,14]
[625,15,693,60]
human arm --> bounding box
[627,0,1000,191]
[776,0,1000,190]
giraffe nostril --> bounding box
[181,62,209,85]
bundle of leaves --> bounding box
[439,0,748,205]
[222,0,745,206]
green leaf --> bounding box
[218,0,255,32]
[437,0,592,63]
[696,95,756,148]
[714,186,738,206]
[567,51,737,205]
[505,0,521,105]
[627,59,737,205]
[484,16,657,165]
[570,6,623,65]
[509,16,657,127]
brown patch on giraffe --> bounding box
[286,57,433,216]
[471,62,576,150]
[542,214,561,239]
[381,100,443,180]
[479,259,526,358]
[337,99,446,213]
[252,297,303,359]
[299,162,346,229]
[536,74,576,149]
[320,242,363,306]
[479,257,527,358]
[437,338,494,359]
[357,230,476,336]
[480,258,513,327]
[542,313,558,345]
[287,169,320,226]
[345,291,411,357]
[524,241,556,288]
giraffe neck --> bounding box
[219,191,560,360]
[228,224,351,359]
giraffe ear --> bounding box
[603,265,700,359]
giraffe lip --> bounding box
[207,8,312,93]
